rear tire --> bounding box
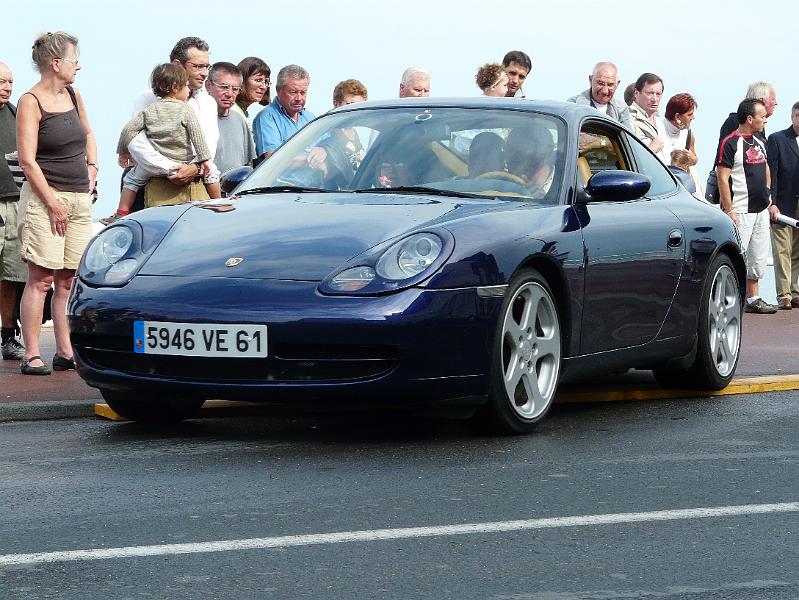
[474,269,562,434]
[653,254,741,390]
[100,389,205,424]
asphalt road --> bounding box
[1,391,798,599]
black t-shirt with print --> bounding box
[717,132,770,213]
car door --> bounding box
[573,120,685,354]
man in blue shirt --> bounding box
[253,64,315,160]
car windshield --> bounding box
[238,107,566,202]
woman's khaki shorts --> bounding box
[18,182,93,271]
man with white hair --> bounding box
[567,61,631,129]
[718,81,778,145]
[707,82,778,206]
[399,67,430,98]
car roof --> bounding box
[328,97,612,125]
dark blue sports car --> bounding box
[68,99,745,433]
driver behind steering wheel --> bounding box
[505,123,556,196]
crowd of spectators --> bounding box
[0,33,796,374]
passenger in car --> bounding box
[468,132,505,177]
[306,79,369,189]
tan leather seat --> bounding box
[577,156,592,185]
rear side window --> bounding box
[625,133,678,197]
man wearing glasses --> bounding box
[205,62,255,175]
[567,61,632,130]
[123,37,220,208]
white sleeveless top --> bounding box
[661,118,703,196]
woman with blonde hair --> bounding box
[16,31,96,375]
[475,63,509,97]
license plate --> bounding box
[133,321,268,358]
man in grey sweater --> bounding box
[567,61,632,130]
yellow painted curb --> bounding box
[94,399,263,421]
[94,402,125,421]
[555,374,799,404]
[94,374,799,421]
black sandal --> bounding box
[53,354,76,371]
[21,355,52,376]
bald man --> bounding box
[567,61,631,129]
[0,61,26,360]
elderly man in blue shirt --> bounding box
[253,64,315,160]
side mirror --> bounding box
[220,166,253,195]
[583,170,651,203]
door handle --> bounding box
[668,229,683,247]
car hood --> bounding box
[137,192,511,280]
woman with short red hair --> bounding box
[663,93,703,195]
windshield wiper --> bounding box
[236,185,328,196]
[352,186,479,199]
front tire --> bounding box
[475,269,562,434]
[100,389,206,424]
[653,254,741,390]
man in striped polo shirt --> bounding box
[716,99,779,314]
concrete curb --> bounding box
[0,399,96,423]
[4,374,799,423]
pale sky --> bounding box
[5,0,797,218]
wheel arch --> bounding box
[509,255,574,356]
[715,242,747,300]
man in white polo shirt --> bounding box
[124,37,219,209]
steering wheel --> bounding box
[475,171,528,186]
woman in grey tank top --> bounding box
[15,31,97,375]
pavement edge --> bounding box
[4,374,798,423]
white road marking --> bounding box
[1,502,797,566]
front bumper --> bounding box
[68,276,502,404]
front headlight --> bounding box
[84,227,133,271]
[319,230,452,296]
[376,233,443,280]
[79,224,143,287]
